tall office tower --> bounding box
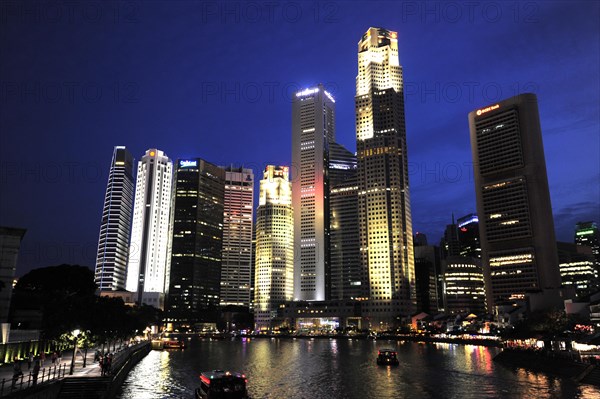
[444,256,486,315]
[557,242,597,298]
[414,232,428,247]
[575,222,600,268]
[457,213,481,258]
[355,27,415,325]
[292,84,335,302]
[0,227,26,324]
[254,166,294,330]
[440,217,460,258]
[126,149,173,309]
[94,146,134,292]
[167,159,225,327]
[329,143,363,300]
[469,93,562,310]
[220,166,254,308]
[413,245,441,313]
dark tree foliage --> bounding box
[12,264,160,341]
[14,264,97,297]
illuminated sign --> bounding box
[475,104,500,116]
[296,88,319,97]
[179,160,197,168]
[576,230,595,236]
[329,163,351,170]
[458,215,479,228]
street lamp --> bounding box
[69,329,81,375]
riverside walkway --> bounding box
[0,342,147,397]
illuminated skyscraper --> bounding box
[254,166,293,330]
[355,27,415,325]
[126,149,173,309]
[167,159,225,326]
[220,166,254,308]
[292,84,335,301]
[469,93,562,309]
[95,146,134,291]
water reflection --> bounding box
[117,339,599,399]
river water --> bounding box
[117,338,599,398]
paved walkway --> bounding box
[0,348,104,387]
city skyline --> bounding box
[1,2,598,275]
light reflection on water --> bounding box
[117,339,599,399]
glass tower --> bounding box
[167,158,225,327]
[95,146,134,291]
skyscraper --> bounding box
[457,213,481,259]
[167,158,225,327]
[355,27,415,325]
[254,166,294,330]
[329,142,362,300]
[94,146,134,292]
[292,84,335,302]
[220,166,254,309]
[126,149,173,309]
[558,242,597,298]
[469,93,562,310]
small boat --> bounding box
[163,339,186,349]
[376,348,399,365]
[195,370,249,399]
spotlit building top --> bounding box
[295,86,336,103]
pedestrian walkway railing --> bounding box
[0,364,67,397]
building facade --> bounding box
[457,213,481,259]
[558,241,597,298]
[167,158,225,328]
[254,166,294,330]
[575,221,600,270]
[126,149,173,309]
[0,227,26,325]
[220,166,254,308]
[469,93,562,310]
[329,142,362,301]
[443,256,486,315]
[355,27,416,326]
[292,85,335,302]
[94,146,134,291]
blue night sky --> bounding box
[1,1,599,275]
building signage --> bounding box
[475,104,500,116]
[179,160,197,168]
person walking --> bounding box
[11,358,23,390]
[27,352,33,369]
[32,357,41,386]
[51,351,57,365]
[40,351,46,366]
[57,350,62,365]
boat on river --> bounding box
[376,348,399,365]
[195,370,249,399]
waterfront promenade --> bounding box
[0,342,147,397]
